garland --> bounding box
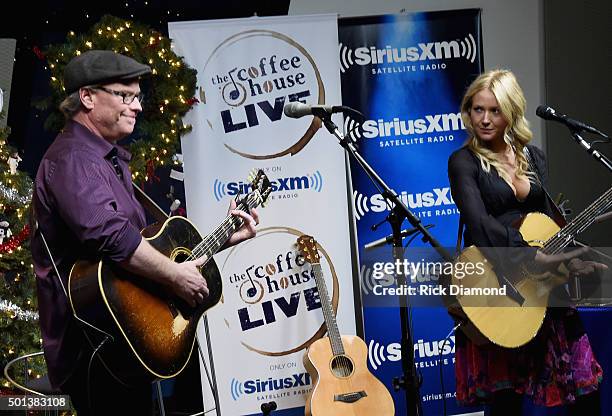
[0,225,29,254]
[0,298,38,322]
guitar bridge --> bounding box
[334,391,367,403]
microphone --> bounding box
[536,105,608,138]
[364,224,434,250]
[283,102,345,119]
[260,401,277,415]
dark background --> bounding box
[544,0,612,248]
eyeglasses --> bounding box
[92,86,144,105]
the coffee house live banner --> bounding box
[339,10,483,415]
[169,14,356,416]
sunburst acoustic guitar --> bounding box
[297,235,395,416]
[68,170,272,384]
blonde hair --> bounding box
[460,69,533,185]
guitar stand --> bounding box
[260,401,277,415]
[317,109,453,416]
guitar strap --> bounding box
[523,146,567,226]
[455,217,464,257]
[132,183,170,222]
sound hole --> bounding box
[331,355,354,378]
[173,251,191,263]
[168,249,196,319]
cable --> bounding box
[439,321,462,416]
[87,335,110,415]
[196,335,218,399]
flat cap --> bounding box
[64,50,151,94]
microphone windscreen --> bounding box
[283,102,309,118]
[536,105,555,120]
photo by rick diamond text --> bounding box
[372,283,507,297]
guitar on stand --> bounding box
[297,235,395,416]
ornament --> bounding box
[7,152,22,175]
[0,220,11,244]
[170,153,184,181]
[0,224,29,253]
[32,45,46,61]
[170,199,181,216]
[185,96,199,106]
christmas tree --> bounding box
[0,117,43,390]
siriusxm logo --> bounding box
[343,113,464,143]
[362,113,463,138]
[213,171,323,201]
[368,338,455,370]
[339,34,477,72]
[230,372,312,400]
[353,187,454,220]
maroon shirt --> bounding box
[31,120,146,387]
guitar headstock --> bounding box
[296,235,321,265]
[248,169,272,207]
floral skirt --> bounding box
[455,308,602,407]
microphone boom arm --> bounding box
[318,113,452,261]
[569,130,612,173]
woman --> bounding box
[448,69,604,414]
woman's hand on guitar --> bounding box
[533,247,607,276]
[533,247,589,272]
[226,198,259,247]
[567,257,608,277]
[170,256,209,307]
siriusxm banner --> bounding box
[339,10,483,415]
[169,15,356,416]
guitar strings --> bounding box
[185,193,258,262]
[544,188,612,254]
[313,265,352,378]
[544,187,612,254]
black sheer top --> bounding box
[448,144,556,267]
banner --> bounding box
[339,10,483,415]
[169,14,356,416]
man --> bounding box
[31,50,258,414]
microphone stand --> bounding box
[316,110,453,416]
[567,128,612,173]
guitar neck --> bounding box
[543,186,612,254]
[190,193,259,260]
[311,263,344,356]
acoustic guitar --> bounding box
[297,235,395,416]
[68,170,272,384]
[450,186,612,348]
